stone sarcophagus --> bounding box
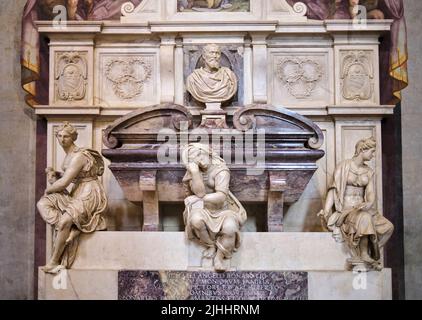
[102,103,324,232]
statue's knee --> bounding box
[58,214,73,230]
[36,198,49,212]
[360,212,372,224]
[222,218,238,235]
[387,221,395,234]
[190,213,205,230]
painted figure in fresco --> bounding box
[38,0,142,20]
[38,0,94,20]
[66,0,94,20]
[318,137,394,271]
[287,0,382,19]
[186,44,238,103]
[37,122,107,273]
[286,0,408,105]
[348,0,385,19]
[182,144,247,272]
[178,0,233,11]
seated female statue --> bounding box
[319,137,394,271]
[37,122,107,273]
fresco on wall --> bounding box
[21,0,142,106]
[21,0,407,107]
[177,0,250,12]
[287,0,408,105]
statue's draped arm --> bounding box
[45,154,85,194]
[203,170,230,207]
[363,169,376,211]
[187,164,206,198]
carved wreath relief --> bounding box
[105,57,152,100]
[55,52,88,102]
[276,58,323,99]
[341,51,374,102]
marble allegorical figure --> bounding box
[37,122,108,274]
[182,144,247,272]
[318,137,394,271]
[186,44,238,104]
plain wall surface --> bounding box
[0,0,36,299]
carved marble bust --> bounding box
[186,44,238,104]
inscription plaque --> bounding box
[118,271,308,300]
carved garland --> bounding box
[105,57,153,100]
[276,58,323,99]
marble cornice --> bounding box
[33,105,395,118]
[36,20,393,37]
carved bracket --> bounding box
[139,170,157,191]
[139,170,159,231]
[267,171,287,232]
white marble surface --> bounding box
[38,269,118,300]
[308,269,392,300]
[71,232,350,271]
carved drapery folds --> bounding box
[55,52,88,102]
[341,51,374,102]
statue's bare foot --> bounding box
[361,254,375,264]
[371,261,383,271]
[202,246,217,259]
[41,262,63,274]
[213,253,226,273]
[65,228,81,245]
[347,257,363,264]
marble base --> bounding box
[71,232,350,271]
[38,269,392,300]
[37,231,392,300]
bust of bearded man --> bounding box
[186,44,238,104]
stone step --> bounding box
[38,269,392,300]
[70,232,350,271]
